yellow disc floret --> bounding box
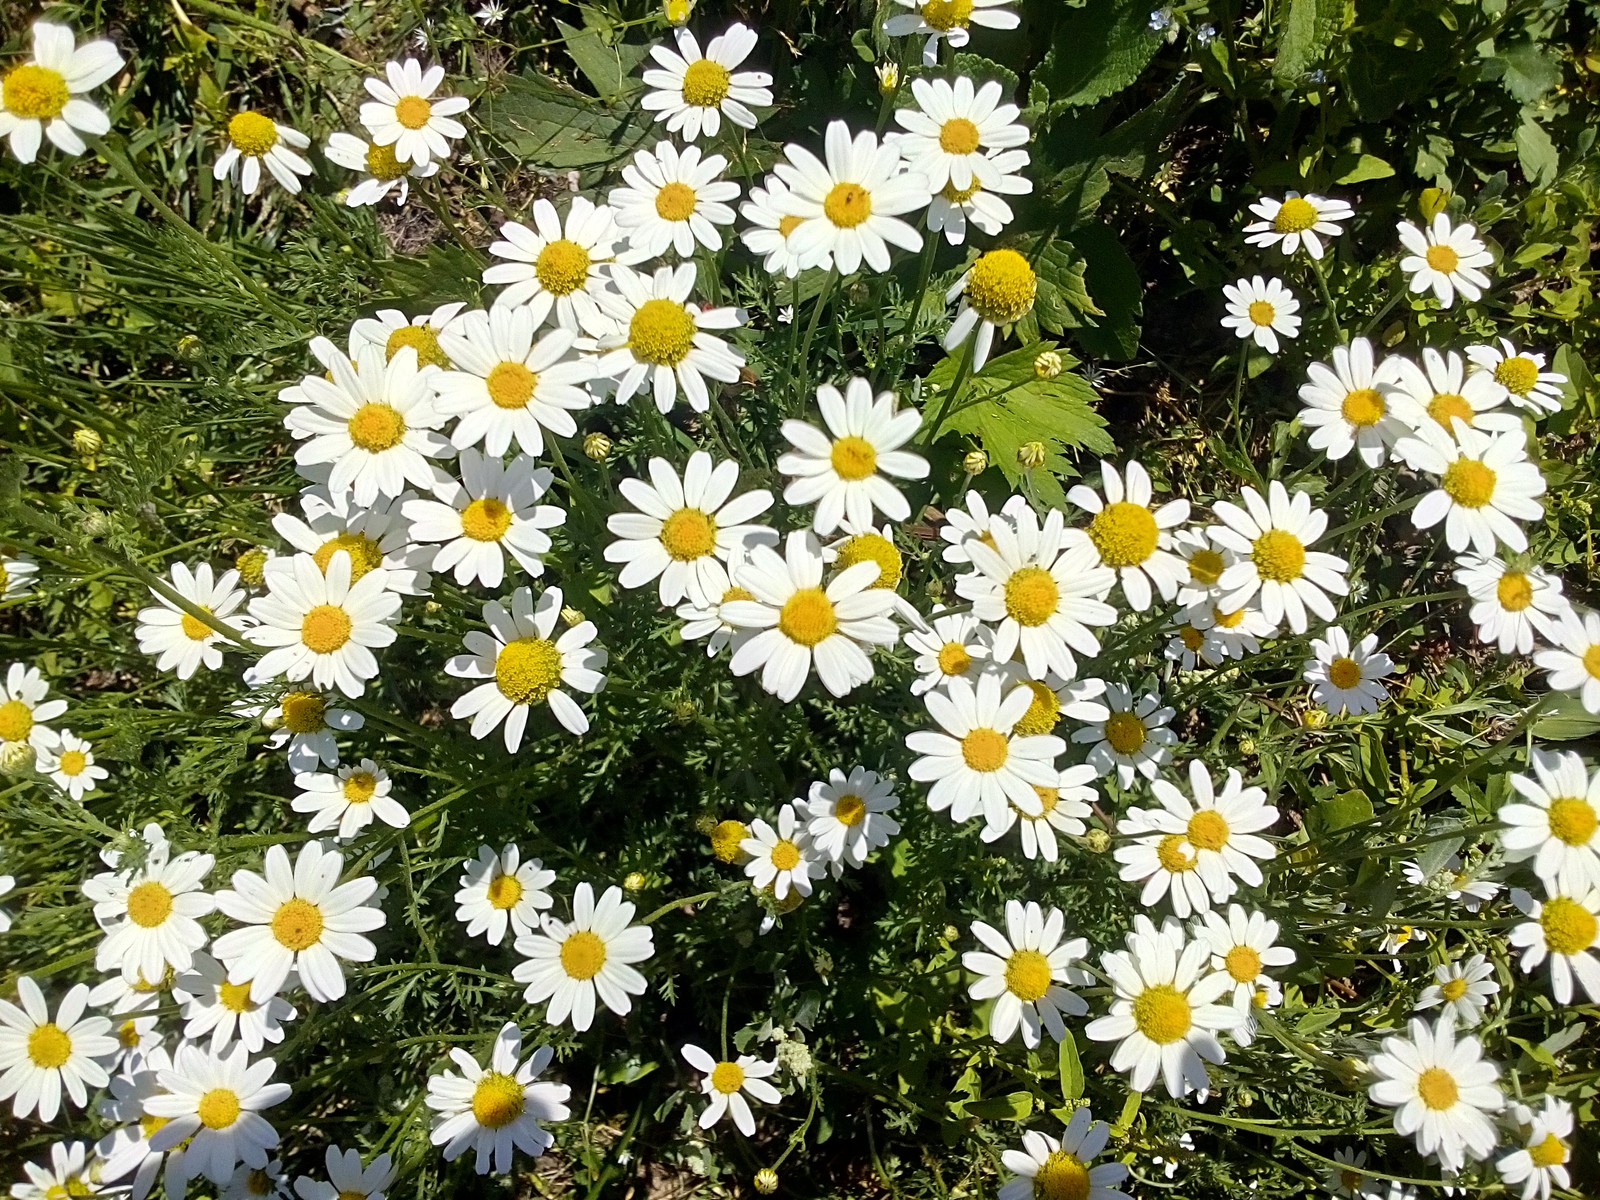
[1327,656,1363,689]
[471,1071,526,1128]
[1013,681,1060,737]
[1425,243,1460,274]
[394,95,432,130]
[1103,711,1146,755]
[1415,1066,1459,1110]
[829,435,878,480]
[1251,529,1306,582]
[1224,945,1261,983]
[347,402,408,451]
[937,641,973,677]
[1539,896,1597,956]
[823,182,872,228]
[1032,1150,1091,1200]
[654,181,698,222]
[710,819,749,863]
[628,298,698,366]
[1496,571,1533,611]
[1427,393,1474,427]
[833,794,866,826]
[1271,197,1318,233]
[126,881,175,928]
[681,58,733,106]
[300,605,353,654]
[486,361,538,410]
[364,140,406,181]
[486,871,524,909]
[26,1023,72,1068]
[314,533,385,580]
[1528,1133,1568,1169]
[1442,458,1496,508]
[1340,388,1385,427]
[3,64,69,120]
[1156,834,1196,873]
[1247,300,1276,327]
[660,508,718,561]
[280,691,326,733]
[535,239,591,295]
[919,0,974,31]
[1088,501,1159,567]
[965,249,1037,324]
[1131,983,1192,1044]
[1547,796,1597,845]
[461,497,514,542]
[1003,948,1052,1002]
[227,111,278,156]
[961,727,1008,772]
[495,637,564,705]
[1185,809,1229,852]
[777,587,838,647]
[938,117,981,156]
[0,699,35,744]
[1004,565,1059,626]
[271,898,324,951]
[385,325,450,370]
[560,929,607,979]
[710,1061,745,1094]
[197,1087,242,1130]
[1494,356,1539,397]
[769,839,801,871]
[835,532,902,588]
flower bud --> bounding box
[0,742,37,777]
[623,871,647,892]
[754,1168,779,1194]
[1033,350,1063,379]
[1083,828,1111,853]
[235,547,270,587]
[1016,441,1046,470]
[73,426,103,461]
[875,62,899,94]
[663,0,693,26]
[175,334,204,362]
[1302,708,1329,729]
[941,924,960,942]
[1237,737,1257,756]
[962,449,988,475]
[583,432,613,461]
[775,1039,813,1078]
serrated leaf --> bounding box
[1038,0,1162,108]
[555,19,648,99]
[1308,790,1373,835]
[1514,117,1558,188]
[1274,0,1344,86]
[1497,43,1560,105]
[1025,240,1102,339]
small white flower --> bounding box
[347,302,467,368]
[1304,626,1395,716]
[324,130,437,207]
[292,758,409,840]
[143,1042,292,1186]
[173,951,298,1055]
[1394,421,1546,555]
[292,1145,396,1200]
[214,111,312,196]
[779,377,928,534]
[358,58,471,166]
[1464,337,1565,415]
[403,451,566,589]
[738,175,821,277]
[804,766,901,872]
[454,845,555,947]
[1297,337,1407,466]
[641,23,773,140]
[1413,953,1499,1027]
[1210,481,1349,634]
[512,883,654,1032]
[979,762,1096,863]
[1533,608,1600,715]
[36,729,108,800]
[0,661,67,755]
[963,899,1090,1048]
[1366,1016,1503,1174]
[10,1140,98,1200]
[1453,552,1570,655]
[998,1106,1130,1200]
[1499,748,1600,893]
[424,1023,570,1174]
[272,484,434,597]
[1068,683,1177,787]
[249,690,364,773]
[1243,192,1353,259]
[1,553,38,600]
[0,976,118,1123]
[484,198,621,330]
[680,1043,781,1135]
[883,0,1020,67]
[135,562,251,679]
[82,832,215,984]
[1401,853,1500,913]
[245,552,401,699]
[1384,346,1520,436]
[742,803,823,900]
[943,247,1037,370]
[905,608,994,695]
[1063,459,1190,611]
[0,21,123,164]
[891,75,1029,194]
[609,140,741,263]
[1396,213,1493,308]
[1508,884,1600,1004]
[1497,1097,1575,1200]
[938,489,1030,565]
[1221,275,1301,353]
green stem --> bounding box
[1308,254,1345,342]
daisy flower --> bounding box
[906,670,1067,828]
[1401,853,1500,912]
[883,0,1020,67]
[804,766,901,872]
[253,690,364,773]
[145,1043,291,1186]
[641,23,772,140]
[939,489,1030,565]
[0,977,117,1122]
[447,585,608,747]
[1454,553,1569,654]
[1508,884,1600,1004]
[348,302,467,369]
[83,840,215,984]
[606,451,776,608]
[999,1107,1130,1200]
[1210,481,1349,634]
[963,899,1090,1048]
[85,973,162,1066]
[772,121,929,274]
[1084,914,1242,1097]
[674,555,760,658]
[1366,1016,1503,1173]
[943,248,1037,370]
[1,552,38,600]
[1395,421,1545,554]
[271,484,434,596]
[1534,608,1600,715]
[454,844,555,947]
[1166,607,1243,670]
[680,1042,781,1135]
[403,450,565,589]
[280,337,451,507]
[512,882,654,1032]
[978,762,1096,863]
[1380,924,1430,962]
[925,147,1031,244]
[1296,336,1407,466]
[1064,459,1190,610]
[1464,337,1565,415]
[739,175,822,277]
[609,140,740,262]
[1195,905,1295,1046]
[292,758,409,840]
[426,1024,570,1176]
[1242,192,1353,259]
[586,261,744,413]
[358,58,470,166]
[891,76,1029,193]
[723,530,900,702]
[174,951,298,1054]
[483,198,620,329]
[1498,1097,1575,1200]
[1414,954,1499,1027]
[211,840,385,1004]
[1304,627,1395,716]
[1383,347,1519,435]
[1067,683,1177,787]
[1500,749,1600,893]
[245,551,401,698]
[214,111,311,195]
[324,130,437,207]
[1220,275,1301,353]
[1396,213,1493,307]
[135,561,251,679]
[293,1146,395,1200]
[97,1051,197,1200]
[1322,1148,1378,1199]
[0,21,123,163]
[37,729,108,800]
[741,803,823,900]
[223,1161,286,1199]
[778,377,928,535]
[1171,526,1234,607]
[905,608,994,695]
[11,1141,97,1200]
[822,523,911,595]
[0,661,67,755]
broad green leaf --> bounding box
[1069,223,1143,361]
[1533,695,1600,741]
[1274,0,1345,87]
[1333,153,1394,184]
[1308,790,1373,835]
[1038,0,1162,108]
[1112,1088,1142,1134]
[480,70,655,172]
[964,1092,1035,1120]
[554,19,648,99]
[1514,117,1559,189]
[1496,43,1560,105]
[1057,1031,1084,1103]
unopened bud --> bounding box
[73,427,103,460]
[176,334,205,362]
[775,1039,813,1077]
[583,432,613,461]
[1016,441,1046,470]
[1238,737,1257,756]
[0,742,37,777]
[754,1168,779,1194]
[235,547,269,586]
[1033,350,1063,379]
[560,605,584,627]
[671,698,696,724]
[962,449,988,475]
[1083,828,1111,853]
[941,924,960,942]
[623,871,647,892]
[81,511,116,539]
[663,0,693,26]
[875,62,899,94]
[1302,708,1329,729]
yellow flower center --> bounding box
[919,0,974,30]
[1013,681,1061,737]
[1246,300,1276,327]
[778,214,804,238]
[1587,644,1600,681]
[179,606,215,640]
[833,794,866,826]
[385,324,450,369]
[0,699,33,743]
[245,1170,273,1197]
[711,819,749,863]
[1251,528,1306,583]
[2,63,69,120]
[835,532,902,588]
[1132,983,1192,1043]
[1327,656,1364,690]
[271,897,324,951]
[1088,500,1160,567]
[1415,1066,1459,1110]
[1528,1133,1568,1169]
[227,111,279,156]
[936,641,973,677]
[695,1060,747,1103]
[1540,896,1597,956]
[394,95,432,130]
[1032,785,1060,814]
[470,1071,526,1128]
[140,1112,171,1139]
[660,508,718,561]
[940,179,982,203]
[823,182,873,228]
[654,180,698,223]
[1103,710,1147,755]
[535,238,592,295]
[460,497,513,542]
[314,533,385,580]
[628,298,698,367]
[198,1087,242,1130]
[1424,243,1460,274]
[364,140,406,180]
[219,980,256,1013]
[777,587,838,647]
[117,1018,143,1049]
[341,770,378,804]
[1495,571,1533,612]
[960,727,1009,772]
[301,604,353,654]
[1340,388,1385,427]
[486,361,538,410]
[1003,565,1059,626]
[829,435,878,480]
[1438,977,1468,1002]
[1003,948,1053,1002]
[965,249,1037,324]
[280,691,326,733]
[1547,796,1597,845]
[938,117,981,156]
[1178,625,1204,651]
[769,839,802,871]
[560,929,607,979]
[1442,458,1496,508]
[495,637,565,705]
[486,871,524,909]
[47,746,86,778]
[1186,809,1229,851]
[1338,1170,1364,1191]
[1224,945,1262,983]
[347,402,408,451]
[26,1023,72,1068]
[1271,197,1318,233]
[1032,1151,1090,1200]
[236,548,269,585]
[1188,547,1225,586]
[1494,356,1539,396]
[681,57,732,106]
[126,880,175,928]
[1427,393,1473,427]
[1156,834,1196,873]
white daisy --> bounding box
[1220,275,1301,354]
[1508,884,1600,1004]
[1195,905,1295,1046]
[0,977,117,1122]
[905,608,994,695]
[293,1145,395,1200]
[1304,627,1395,716]
[213,111,311,195]
[1500,748,1600,893]
[425,1022,570,1175]
[1171,526,1234,607]
[483,197,620,329]
[358,58,470,166]
[1,553,38,600]
[82,838,215,984]
[1464,337,1565,415]
[1067,683,1177,787]
[680,1043,781,1136]
[1242,192,1353,259]
[1321,1148,1378,1199]
[1413,953,1499,1027]
[1396,213,1493,308]
[211,840,386,1004]
[998,1107,1130,1200]
[883,0,1020,67]
[1534,608,1600,715]
[891,76,1028,193]
[292,758,409,840]
[1498,1097,1575,1200]
[1383,347,1520,435]
[0,21,123,164]
[85,972,163,1067]
[938,489,1030,565]
[324,130,437,207]
[674,556,760,659]
[606,451,776,607]
[738,175,822,277]
[943,248,1037,370]
[96,1047,192,1200]
[245,551,401,698]
[134,561,251,679]
[1380,923,1430,962]
[145,1042,292,1186]
[905,670,1067,828]
[1296,336,1408,466]
[1453,553,1570,655]
[778,377,928,535]
[447,585,608,747]
[512,882,654,1032]
[804,765,901,872]
[963,899,1090,1048]
[925,147,1031,244]
[641,23,772,140]
[174,951,298,1054]
[271,484,434,597]
[1210,481,1349,634]
[10,1140,97,1200]
[1401,853,1501,913]
[979,762,1096,863]
[609,140,740,263]
[1084,914,1243,1097]
[347,302,467,369]
[454,844,555,947]
[36,729,108,800]
[0,661,67,755]
[1366,1016,1503,1173]
[1394,421,1545,554]
[1064,459,1190,610]
[222,1159,286,1200]
[741,803,823,900]
[252,690,364,773]
[403,450,565,589]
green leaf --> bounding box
[964,1092,1035,1121]
[1025,240,1102,339]
[1057,1031,1084,1103]
[1514,117,1559,189]
[479,70,655,173]
[1038,0,1162,108]
[1332,153,1394,184]
[1112,1088,1142,1134]
[1308,790,1374,836]
[554,19,648,99]
[1068,223,1143,361]
[1497,43,1560,105]
[1273,0,1345,87]
[1533,695,1600,741]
